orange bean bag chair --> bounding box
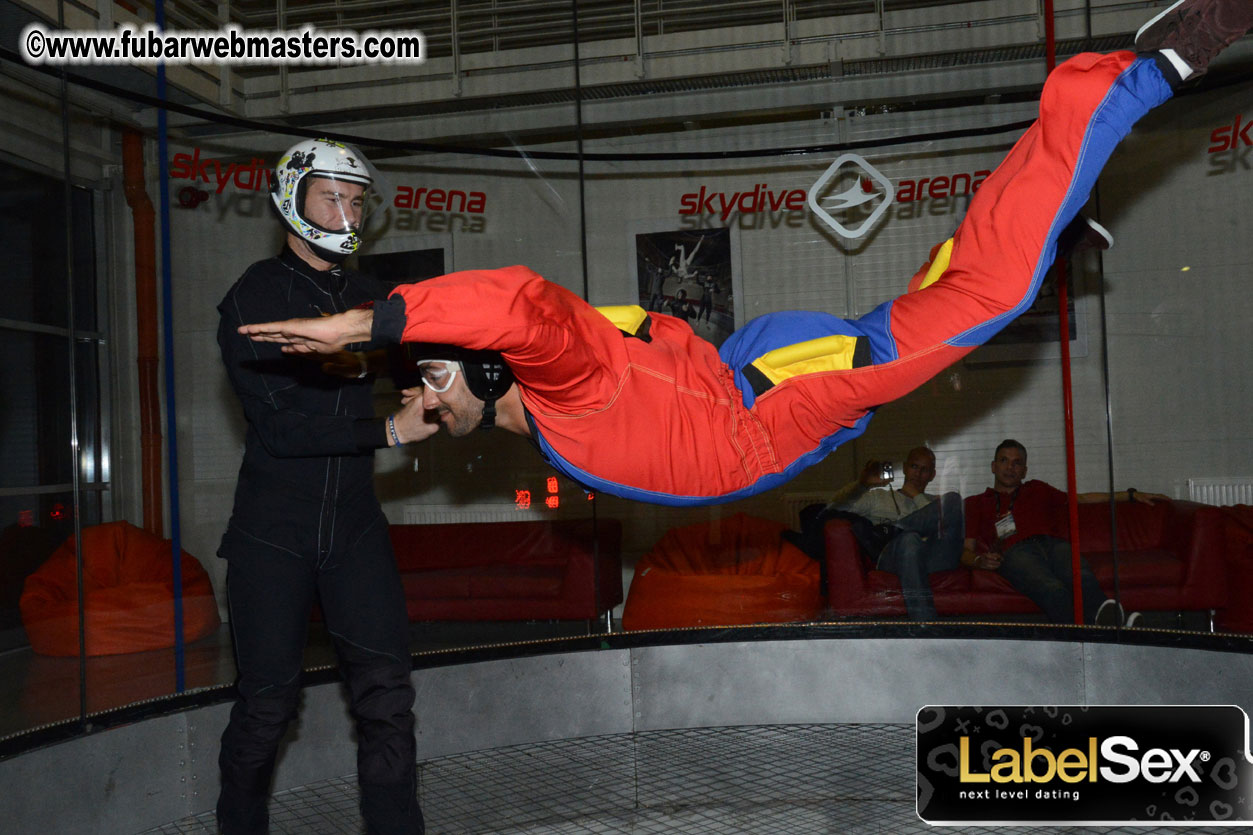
[20,521,221,656]
[621,512,821,631]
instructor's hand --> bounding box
[239,307,374,354]
[320,351,369,378]
[390,389,439,446]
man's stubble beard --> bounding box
[443,403,484,437]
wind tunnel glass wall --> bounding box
[6,9,1253,756]
[1089,69,1252,636]
[570,64,1252,635]
[0,165,108,739]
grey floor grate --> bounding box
[142,724,1216,834]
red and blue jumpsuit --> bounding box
[374,51,1173,507]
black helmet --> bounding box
[402,343,516,430]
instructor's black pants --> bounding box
[216,509,422,835]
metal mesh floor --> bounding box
[142,724,1216,834]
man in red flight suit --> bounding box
[240,0,1253,508]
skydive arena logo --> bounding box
[918,705,1253,825]
[807,153,894,239]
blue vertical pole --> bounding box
[156,0,186,691]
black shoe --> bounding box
[1136,0,1253,80]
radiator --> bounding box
[402,504,546,524]
[1187,477,1253,507]
[782,493,833,528]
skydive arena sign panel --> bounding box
[807,153,895,240]
[917,705,1253,825]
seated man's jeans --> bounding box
[875,492,964,620]
[998,535,1107,624]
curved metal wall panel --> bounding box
[412,649,636,760]
[2,636,1251,833]
[629,639,1088,729]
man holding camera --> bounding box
[825,447,964,620]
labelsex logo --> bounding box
[807,153,894,239]
[918,704,1252,826]
[960,735,1206,785]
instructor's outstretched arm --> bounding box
[239,306,374,354]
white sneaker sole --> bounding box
[1084,217,1114,251]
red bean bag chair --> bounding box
[20,521,221,656]
[621,513,821,631]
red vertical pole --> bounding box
[1057,261,1085,624]
[1043,0,1084,623]
[1044,0,1056,71]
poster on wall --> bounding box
[357,246,447,290]
[631,226,736,348]
[356,245,447,391]
[967,265,1088,363]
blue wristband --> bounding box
[387,414,402,447]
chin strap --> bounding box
[479,399,497,431]
[313,244,351,264]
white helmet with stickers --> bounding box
[271,138,374,263]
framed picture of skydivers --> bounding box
[629,224,739,348]
[356,242,448,391]
[356,244,447,290]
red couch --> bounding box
[824,499,1230,619]
[1215,505,1253,633]
[388,518,622,622]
